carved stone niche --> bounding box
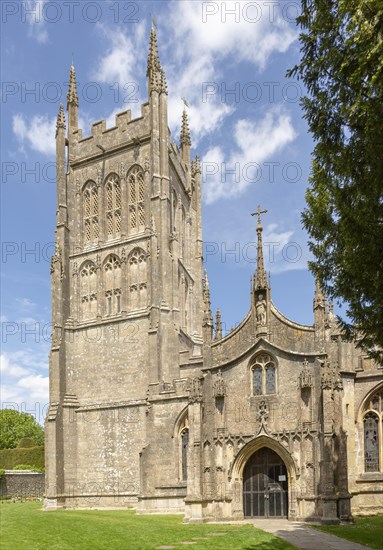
[188,376,203,403]
[255,292,267,330]
[298,359,313,390]
[256,400,269,435]
[213,369,226,398]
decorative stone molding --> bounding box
[63,394,80,408]
[50,245,63,280]
[256,399,269,434]
[188,377,203,403]
[321,357,343,392]
[213,370,226,398]
[299,358,313,389]
[47,401,59,421]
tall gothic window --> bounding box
[178,414,189,482]
[181,428,189,481]
[80,261,97,320]
[363,387,383,472]
[172,191,178,235]
[266,364,276,394]
[83,181,99,243]
[127,165,145,232]
[128,248,147,310]
[251,354,276,396]
[103,254,121,315]
[364,414,379,472]
[253,367,262,396]
[105,173,121,239]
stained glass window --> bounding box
[363,387,383,473]
[181,429,189,481]
[253,367,262,396]
[364,413,379,472]
[265,364,276,394]
[251,354,276,396]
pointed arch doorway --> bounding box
[243,447,288,518]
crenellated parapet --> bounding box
[69,104,151,164]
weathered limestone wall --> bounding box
[65,317,151,402]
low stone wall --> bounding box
[0,471,45,499]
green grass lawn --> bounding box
[0,501,296,550]
[312,516,383,549]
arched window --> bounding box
[104,254,121,315]
[105,174,121,239]
[127,166,145,232]
[363,387,383,472]
[128,248,147,310]
[364,413,379,472]
[251,354,276,396]
[253,367,262,396]
[80,261,97,320]
[172,191,178,234]
[181,428,189,481]
[83,181,99,243]
[266,364,276,394]
[177,414,189,482]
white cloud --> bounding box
[12,105,95,157]
[88,1,297,146]
[13,113,56,156]
[163,1,297,143]
[15,298,36,311]
[0,348,49,423]
[0,354,30,378]
[16,374,49,402]
[202,106,297,203]
[1,349,48,372]
[166,61,234,145]
[92,21,147,88]
[25,0,49,44]
[167,1,296,68]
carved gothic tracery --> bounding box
[256,400,269,434]
[50,245,63,280]
[213,370,226,398]
[321,357,343,392]
[188,377,203,403]
[299,359,313,389]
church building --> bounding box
[45,29,383,523]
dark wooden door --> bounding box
[243,447,288,518]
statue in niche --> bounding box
[256,293,267,325]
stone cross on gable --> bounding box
[251,205,268,227]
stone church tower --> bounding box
[46,30,383,522]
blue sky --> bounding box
[1,0,341,422]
